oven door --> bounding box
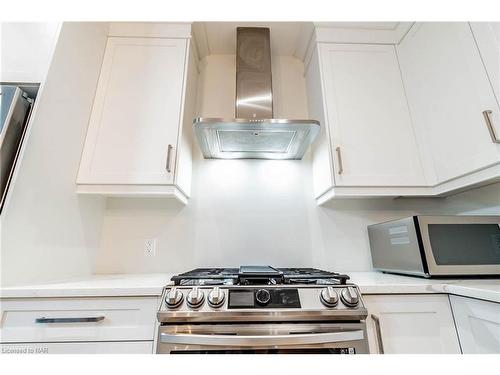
[157,323,368,354]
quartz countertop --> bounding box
[1,271,499,303]
[0,273,173,298]
[349,271,500,303]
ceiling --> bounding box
[192,22,413,60]
[314,22,404,30]
[192,22,310,58]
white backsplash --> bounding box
[94,154,500,274]
[95,53,500,274]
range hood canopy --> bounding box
[193,27,320,160]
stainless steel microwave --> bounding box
[367,215,500,277]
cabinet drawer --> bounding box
[0,297,159,343]
[1,341,153,354]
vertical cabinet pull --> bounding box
[371,314,384,354]
[483,110,500,144]
[335,146,344,174]
[166,144,174,173]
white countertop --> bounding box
[349,272,500,303]
[0,273,173,298]
[1,271,499,303]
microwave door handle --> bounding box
[160,330,364,347]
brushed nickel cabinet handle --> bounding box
[371,314,384,354]
[483,110,500,143]
[166,144,174,173]
[335,146,344,174]
[35,316,105,324]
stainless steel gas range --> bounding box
[156,266,369,354]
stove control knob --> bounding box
[340,287,360,308]
[165,287,183,309]
[187,287,205,308]
[320,287,339,307]
[255,289,271,305]
[208,287,226,308]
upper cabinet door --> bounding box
[397,23,500,183]
[319,43,425,187]
[77,37,187,185]
[470,22,500,103]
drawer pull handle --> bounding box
[35,316,105,324]
[371,314,384,354]
[483,110,500,143]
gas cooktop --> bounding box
[158,266,368,354]
[170,266,350,286]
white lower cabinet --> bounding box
[1,341,153,354]
[0,296,159,354]
[363,294,461,354]
[450,295,500,354]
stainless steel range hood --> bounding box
[193,27,320,160]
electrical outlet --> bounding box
[144,239,156,256]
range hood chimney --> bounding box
[193,27,320,160]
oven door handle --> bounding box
[160,330,364,347]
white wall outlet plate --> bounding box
[144,239,156,256]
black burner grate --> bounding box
[171,266,350,286]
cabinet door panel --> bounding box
[450,295,500,354]
[471,22,500,103]
[397,23,500,183]
[77,37,186,185]
[364,294,461,354]
[319,43,425,187]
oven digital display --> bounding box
[228,291,254,307]
[228,288,301,309]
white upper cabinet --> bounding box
[319,43,425,187]
[364,294,461,354]
[77,24,198,203]
[306,41,426,202]
[450,295,500,354]
[470,22,500,103]
[78,37,185,186]
[306,48,334,198]
[397,23,500,184]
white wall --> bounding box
[0,23,109,286]
[1,22,60,83]
[95,167,500,274]
[94,54,500,274]
[2,26,498,285]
